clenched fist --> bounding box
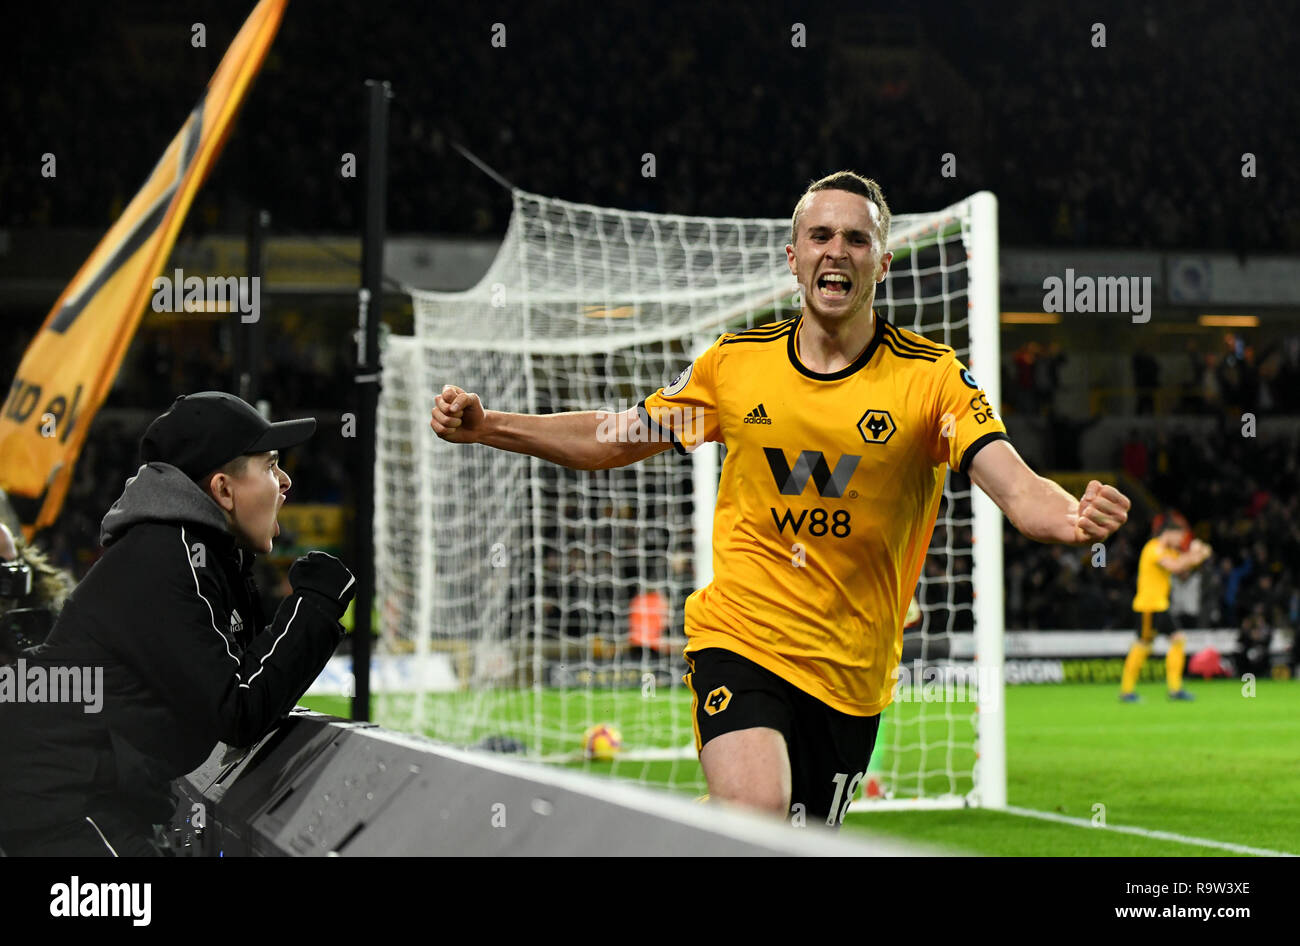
[1071,480,1131,544]
[290,551,357,608]
[430,384,487,444]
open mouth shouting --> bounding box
[816,271,853,301]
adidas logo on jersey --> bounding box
[743,404,772,425]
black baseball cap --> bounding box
[140,392,316,480]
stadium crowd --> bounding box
[4,2,1297,252]
[1004,332,1300,421]
[1005,420,1299,663]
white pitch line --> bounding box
[1003,805,1297,857]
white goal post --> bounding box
[373,188,1005,811]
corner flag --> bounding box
[0,0,288,535]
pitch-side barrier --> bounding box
[169,710,945,856]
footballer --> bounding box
[1120,511,1212,702]
[430,171,1131,827]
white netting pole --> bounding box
[413,337,435,732]
[968,191,1006,809]
[523,349,546,760]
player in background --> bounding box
[1120,512,1212,702]
[431,171,1131,826]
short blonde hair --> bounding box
[790,171,891,247]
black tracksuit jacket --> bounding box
[0,462,345,834]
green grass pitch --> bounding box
[299,679,1300,856]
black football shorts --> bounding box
[1136,610,1177,643]
[685,647,880,828]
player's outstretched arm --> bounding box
[430,384,673,470]
[968,440,1130,545]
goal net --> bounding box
[374,189,1004,810]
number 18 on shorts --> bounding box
[686,648,881,827]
